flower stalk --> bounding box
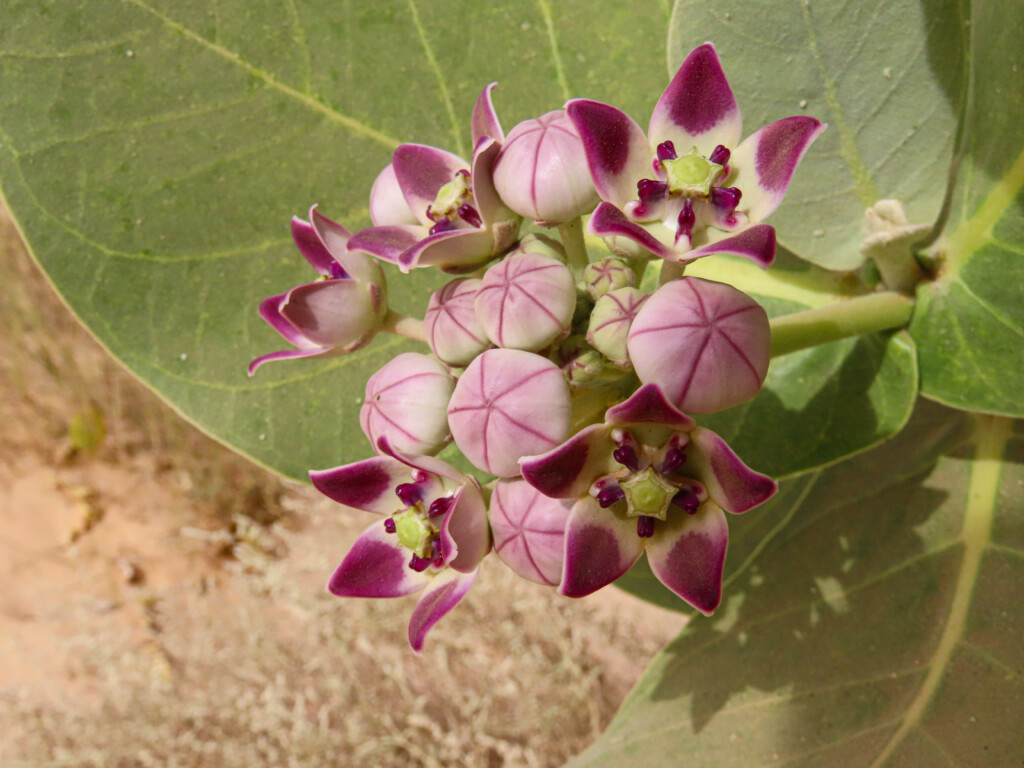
[557,217,590,275]
[381,310,427,342]
[769,291,915,358]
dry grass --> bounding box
[0,205,684,767]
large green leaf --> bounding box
[910,0,1024,417]
[668,0,967,270]
[0,0,671,480]
[573,400,1024,767]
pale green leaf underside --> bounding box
[668,0,965,270]
[911,0,1024,417]
[0,0,670,480]
[573,402,1024,767]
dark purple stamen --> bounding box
[329,261,348,280]
[637,178,668,204]
[709,145,731,166]
[409,554,432,572]
[428,496,454,519]
[676,199,696,243]
[396,483,422,507]
[429,218,458,235]
[637,516,656,538]
[457,203,482,228]
[383,518,397,534]
[657,141,678,162]
[711,186,742,224]
[613,445,640,471]
[455,169,470,179]
[672,488,700,514]
[597,484,626,508]
[661,448,687,474]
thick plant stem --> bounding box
[382,310,427,343]
[558,218,590,275]
[770,291,914,358]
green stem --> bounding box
[659,260,685,285]
[558,218,590,275]
[770,291,914,358]
[382,310,426,343]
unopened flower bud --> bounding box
[361,353,455,455]
[475,252,576,351]
[424,278,491,366]
[489,478,572,585]
[583,256,635,299]
[508,232,567,263]
[627,277,769,414]
[587,287,649,366]
[493,111,599,224]
[447,349,571,477]
[555,335,604,387]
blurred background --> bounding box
[0,202,685,767]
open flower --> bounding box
[311,437,490,652]
[567,43,825,267]
[349,84,520,273]
[249,206,387,375]
[520,384,776,613]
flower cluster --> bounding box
[250,44,822,651]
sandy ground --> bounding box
[0,206,685,767]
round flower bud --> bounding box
[626,277,770,414]
[583,256,635,300]
[507,232,567,263]
[492,111,599,224]
[447,349,571,477]
[555,335,604,387]
[360,353,455,455]
[489,478,573,586]
[475,252,575,351]
[587,287,650,366]
[424,278,491,366]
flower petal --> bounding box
[247,346,329,376]
[469,136,514,233]
[687,427,777,514]
[559,496,644,598]
[408,568,478,652]
[589,202,677,262]
[566,99,651,208]
[291,216,335,276]
[605,383,697,429]
[520,423,616,499]
[729,116,826,222]
[471,81,504,146]
[399,227,496,273]
[649,42,742,156]
[646,502,728,615]
[349,224,422,264]
[686,223,777,268]
[392,143,469,226]
[258,292,318,349]
[440,483,491,573]
[309,205,352,259]
[327,519,429,598]
[309,456,408,514]
[280,279,375,348]
[370,164,420,227]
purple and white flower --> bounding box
[520,384,776,613]
[249,207,387,375]
[627,277,770,414]
[311,438,490,652]
[567,43,825,267]
[349,84,520,273]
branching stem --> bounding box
[770,291,914,358]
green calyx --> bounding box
[430,172,472,219]
[620,467,675,520]
[394,508,432,557]
[662,148,723,198]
